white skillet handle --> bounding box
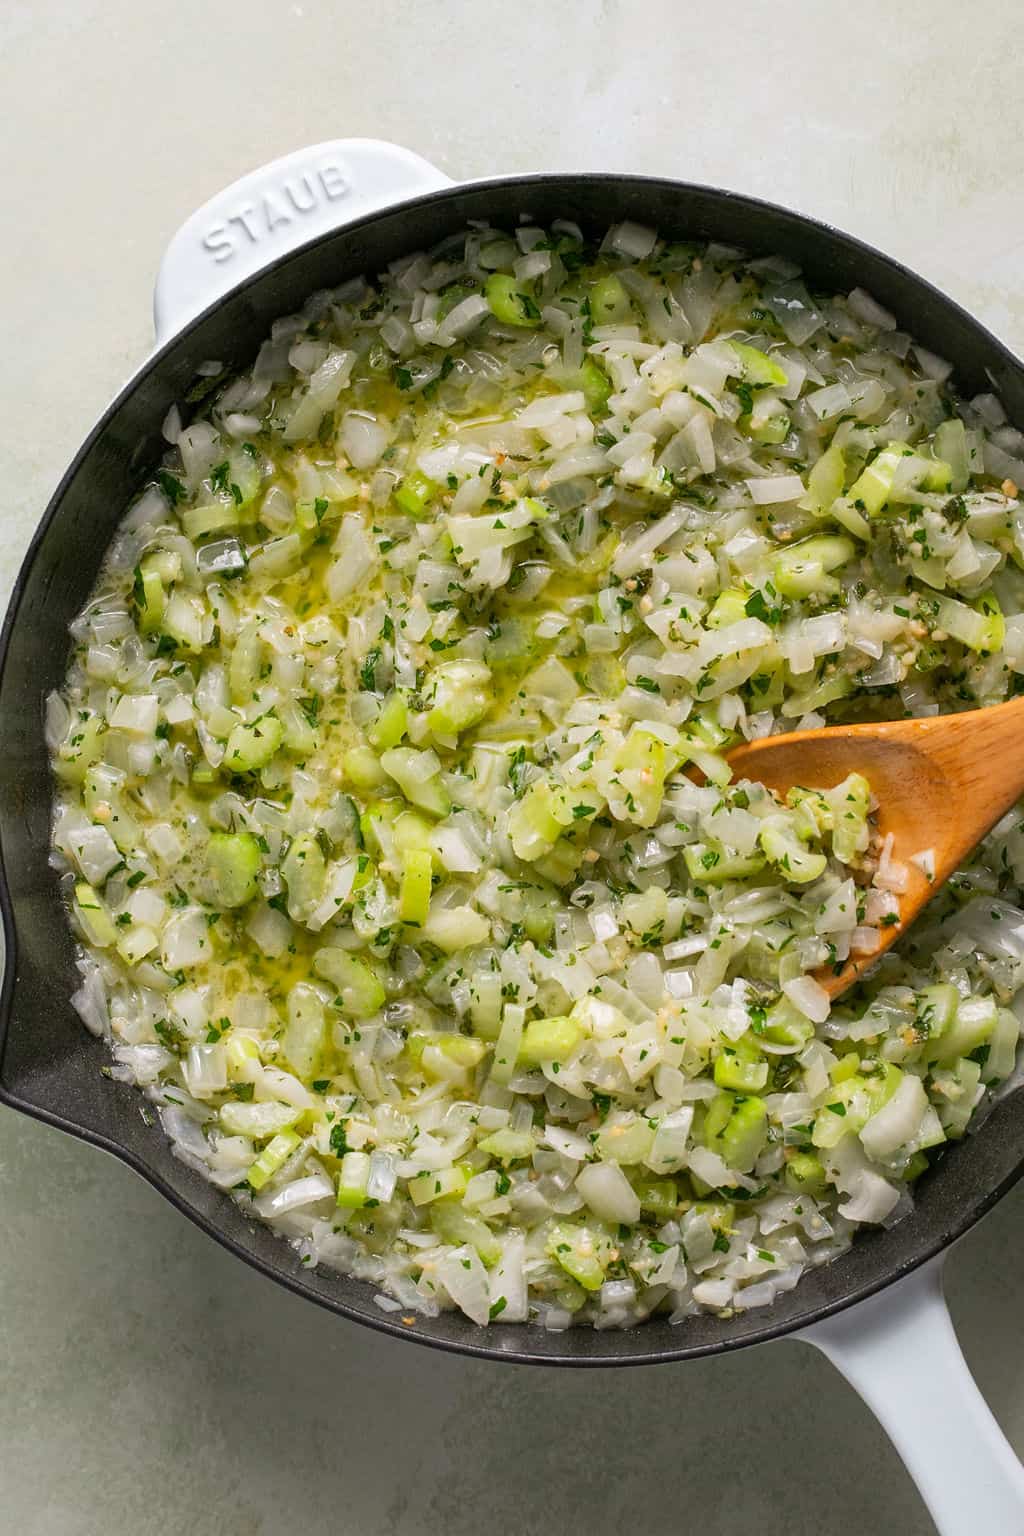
[801,1254,1024,1534]
[153,138,452,345]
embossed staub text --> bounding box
[200,162,349,264]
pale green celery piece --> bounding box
[928,995,997,1064]
[846,442,912,516]
[827,772,871,863]
[620,885,668,938]
[477,1127,534,1162]
[713,1034,769,1092]
[607,727,670,827]
[313,947,386,1019]
[485,273,540,328]
[802,439,846,513]
[53,713,106,784]
[224,714,284,772]
[419,1035,488,1080]
[706,1091,768,1173]
[984,1009,1021,1083]
[208,830,261,908]
[914,982,959,1048]
[277,695,317,756]
[931,1058,983,1137]
[632,1179,680,1223]
[281,982,326,1079]
[183,503,240,540]
[408,1165,469,1205]
[247,1129,301,1191]
[779,669,855,719]
[342,745,391,792]
[229,619,262,704]
[590,273,633,325]
[368,691,410,752]
[134,561,166,634]
[706,588,749,628]
[73,882,117,947]
[379,747,451,817]
[683,841,767,885]
[483,616,537,671]
[934,592,1004,652]
[761,997,815,1048]
[427,660,493,737]
[774,534,854,598]
[758,818,827,884]
[422,906,490,952]
[281,833,327,918]
[84,764,141,852]
[829,495,872,540]
[336,1150,372,1208]
[430,1202,502,1265]
[595,1114,654,1164]
[228,447,261,509]
[934,417,970,492]
[508,777,573,861]
[394,470,438,518]
[784,1151,827,1193]
[575,357,612,413]
[728,340,788,387]
[398,847,433,925]
[545,1222,610,1291]
[518,1015,582,1065]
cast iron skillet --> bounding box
[1,141,1022,1532]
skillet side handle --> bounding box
[800,1255,1024,1536]
[153,138,452,344]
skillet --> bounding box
[2,139,1023,1534]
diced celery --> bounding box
[590,274,633,325]
[595,1113,654,1165]
[803,439,846,513]
[281,833,327,918]
[576,357,612,413]
[477,1128,534,1162]
[985,1009,1020,1083]
[485,273,540,328]
[380,747,451,817]
[281,982,326,1079]
[368,691,409,751]
[847,442,911,516]
[421,905,490,952]
[337,1150,371,1208]
[705,1092,768,1173]
[784,1152,827,1194]
[774,534,854,599]
[761,997,815,1049]
[247,1129,300,1191]
[934,417,970,492]
[934,592,1004,653]
[706,588,749,628]
[419,1034,488,1081]
[394,470,438,518]
[313,947,386,1019]
[518,1015,582,1065]
[342,745,391,792]
[830,1051,862,1085]
[684,841,767,884]
[728,340,788,388]
[224,714,283,772]
[53,713,106,784]
[914,983,959,1045]
[758,818,827,884]
[827,772,870,864]
[183,502,239,540]
[545,1222,610,1291]
[73,882,117,947]
[929,995,998,1064]
[713,1034,769,1092]
[426,660,493,737]
[607,727,670,828]
[430,1202,502,1265]
[207,830,261,908]
[408,1165,469,1205]
[399,848,433,925]
[633,1179,681,1223]
[133,560,166,635]
[508,777,574,862]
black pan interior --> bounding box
[2,174,1024,1366]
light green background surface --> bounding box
[2,3,1024,1531]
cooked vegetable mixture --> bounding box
[49,219,1024,1328]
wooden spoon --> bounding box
[724,695,1024,998]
